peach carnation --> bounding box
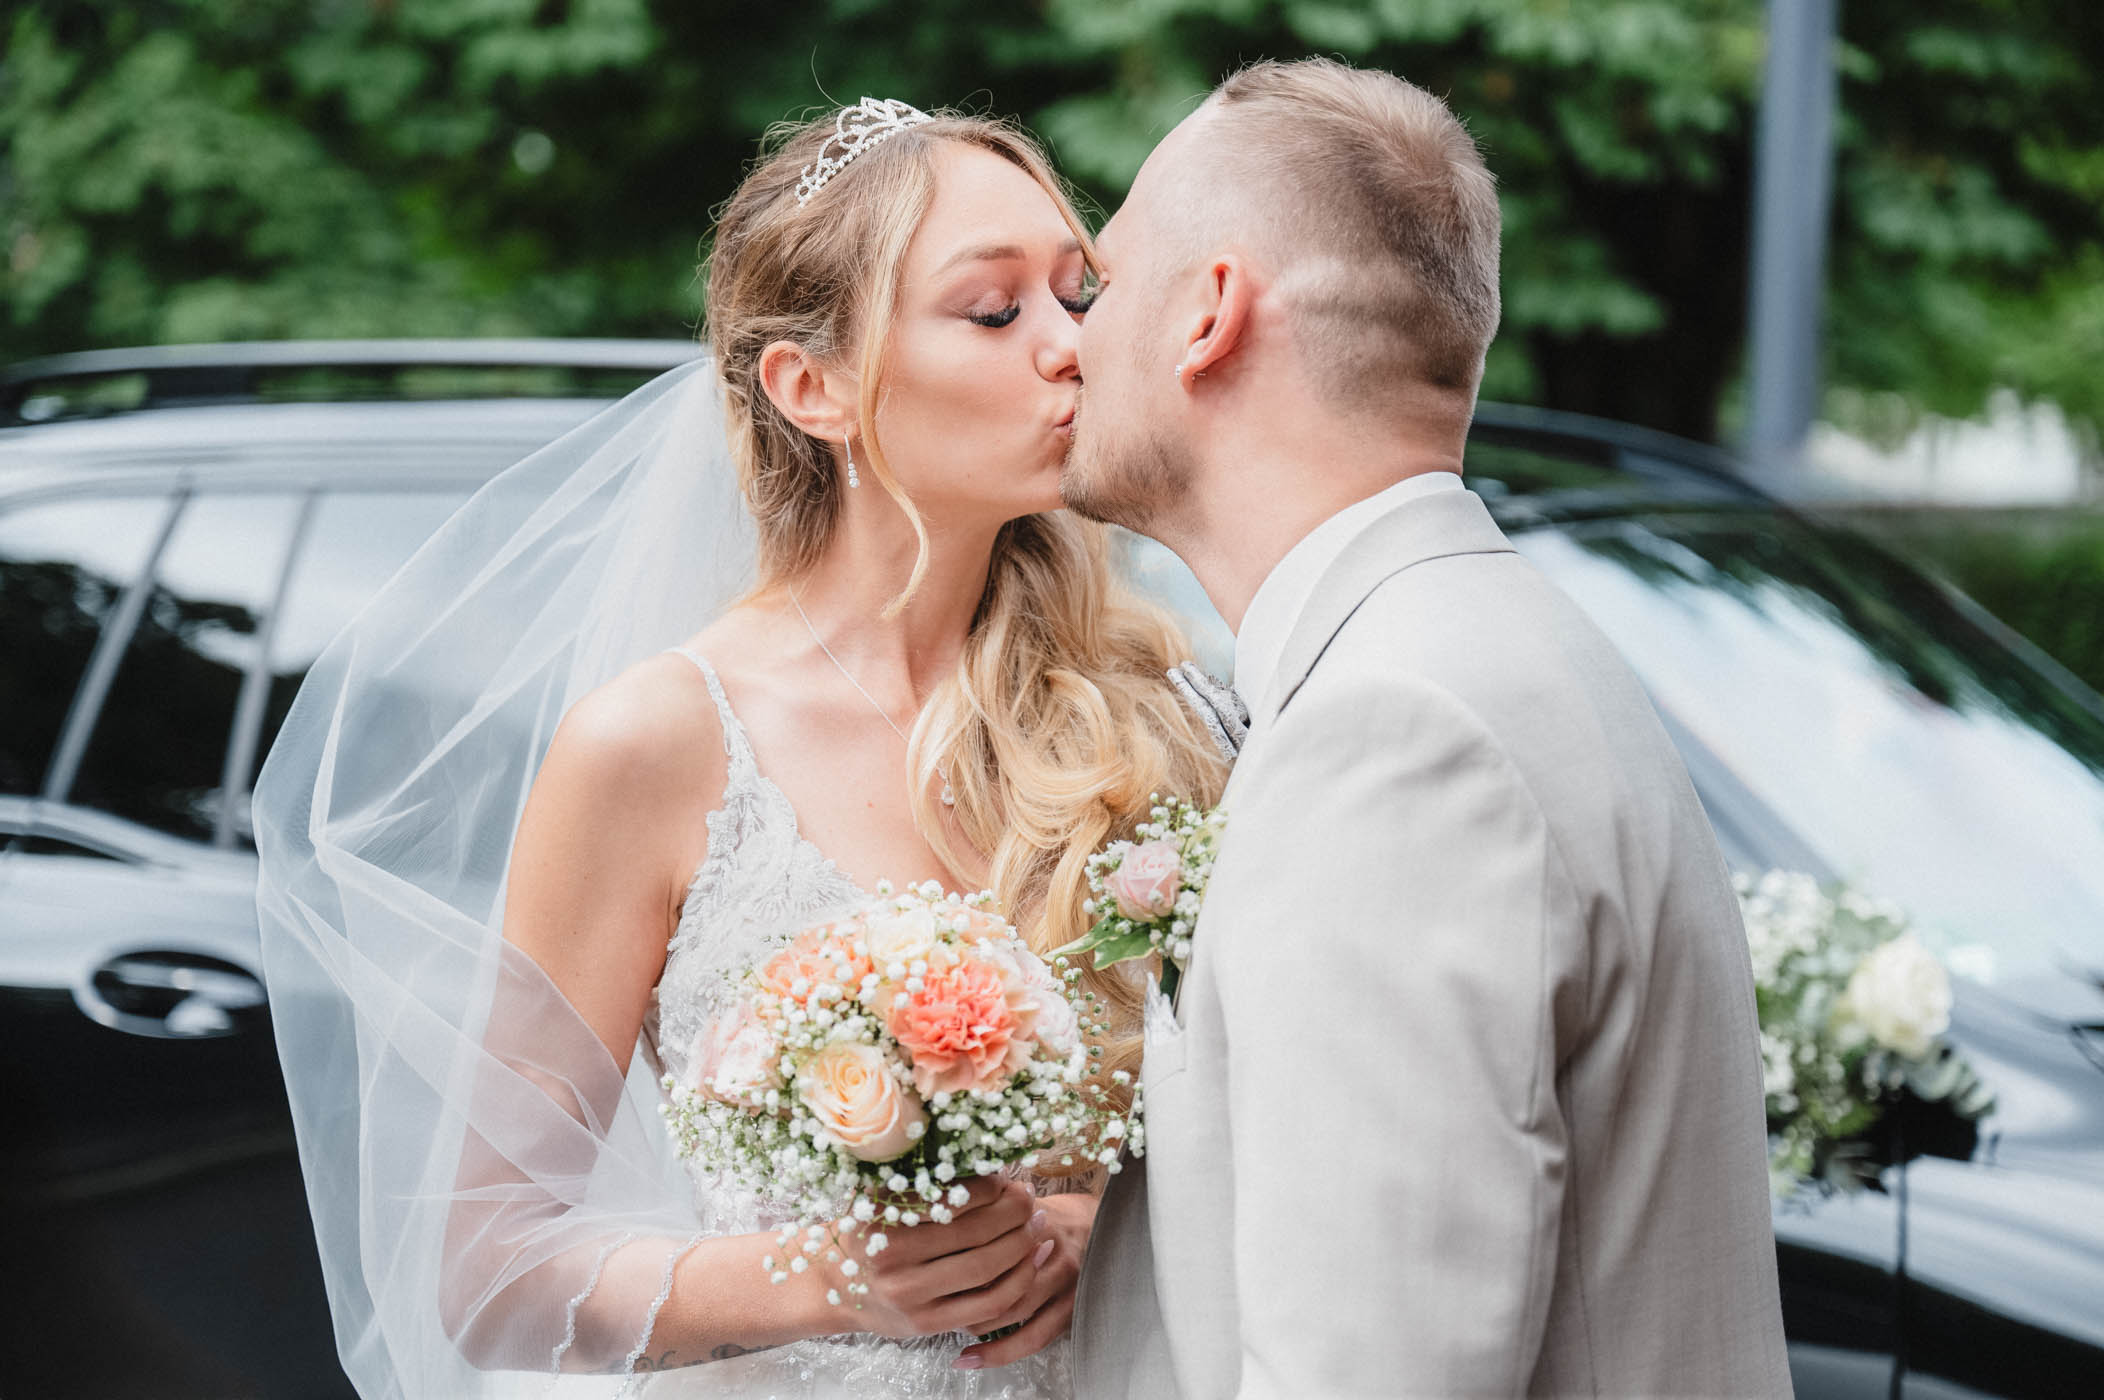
[758,926,872,1004]
[886,956,1021,1097]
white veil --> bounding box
[252,356,758,1396]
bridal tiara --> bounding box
[795,97,936,207]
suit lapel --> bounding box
[1259,487,1515,723]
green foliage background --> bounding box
[4,0,2103,448]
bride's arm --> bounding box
[445,670,1045,1372]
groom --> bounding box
[1060,58,1791,1398]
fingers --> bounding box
[854,1180,1045,1331]
[955,1279,1077,1372]
[895,1206,1044,1300]
[922,1244,1042,1337]
[966,1234,1065,1335]
[872,1182,1031,1271]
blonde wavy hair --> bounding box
[703,107,1228,1097]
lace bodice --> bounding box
[637,648,1070,1398]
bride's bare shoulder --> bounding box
[541,604,784,804]
[538,650,731,824]
[503,651,733,964]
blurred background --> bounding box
[5,0,2103,684]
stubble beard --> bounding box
[1059,408,1193,541]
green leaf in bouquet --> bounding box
[1057,920,1157,971]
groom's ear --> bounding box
[756,340,858,441]
[1177,254,1256,386]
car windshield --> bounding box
[1513,510,2104,996]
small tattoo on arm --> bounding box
[584,1338,782,1372]
[600,1342,779,1374]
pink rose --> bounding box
[1107,840,1183,920]
[886,958,1020,1097]
[691,1002,781,1104]
[797,1041,927,1163]
[1012,948,1080,1058]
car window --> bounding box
[69,494,306,844]
[246,491,471,803]
[0,494,176,799]
[1464,437,1627,496]
[1515,513,2104,993]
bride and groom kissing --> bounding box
[255,53,1791,1400]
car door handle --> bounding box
[75,951,268,1039]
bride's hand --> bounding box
[829,1177,1047,1340]
[952,1190,1097,1371]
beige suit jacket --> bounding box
[1071,488,1791,1398]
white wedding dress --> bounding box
[632,648,1073,1398]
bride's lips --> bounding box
[1053,406,1076,436]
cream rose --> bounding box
[863,905,941,971]
[1836,933,1952,1060]
[1106,840,1182,920]
[690,1003,781,1103]
[797,1041,927,1162]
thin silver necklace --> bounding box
[789,588,956,807]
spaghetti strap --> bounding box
[654,645,864,960]
[661,646,757,776]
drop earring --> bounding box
[845,436,860,489]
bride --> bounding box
[253,98,1228,1398]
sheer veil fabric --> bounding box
[253,357,765,1396]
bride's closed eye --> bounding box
[967,303,1023,328]
[965,284,1099,328]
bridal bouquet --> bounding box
[660,881,1133,1304]
[1739,870,1994,1194]
[1057,795,1225,1001]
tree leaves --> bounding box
[3,0,2099,448]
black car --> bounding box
[3,342,2100,1399]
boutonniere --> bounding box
[1056,795,1226,1004]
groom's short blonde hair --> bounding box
[1203,57,1501,402]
